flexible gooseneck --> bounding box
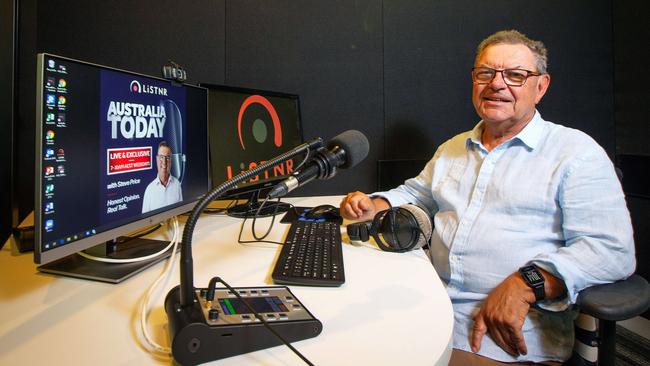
[178,138,323,307]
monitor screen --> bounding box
[34,54,209,281]
[202,84,304,217]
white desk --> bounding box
[0,196,453,365]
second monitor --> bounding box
[203,84,304,217]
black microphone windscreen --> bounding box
[327,130,369,169]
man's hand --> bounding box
[470,268,566,356]
[339,191,390,221]
[470,272,535,356]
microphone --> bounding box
[267,130,369,199]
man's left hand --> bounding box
[470,272,536,356]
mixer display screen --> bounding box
[218,296,289,315]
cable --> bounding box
[138,217,181,357]
[77,223,171,264]
[130,222,164,238]
[205,277,314,366]
[78,240,175,264]
[237,201,295,246]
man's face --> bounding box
[472,43,550,129]
[156,145,172,181]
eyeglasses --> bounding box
[157,155,172,161]
[471,67,541,87]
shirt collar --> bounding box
[466,110,545,151]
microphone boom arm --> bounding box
[178,138,322,307]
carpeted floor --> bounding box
[617,325,650,366]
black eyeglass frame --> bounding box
[471,67,542,87]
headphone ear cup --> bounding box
[358,222,371,242]
[399,204,433,250]
[346,221,372,242]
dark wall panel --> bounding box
[384,0,615,160]
[11,0,630,227]
[225,0,383,195]
[614,1,650,155]
[14,0,226,224]
[1,0,16,243]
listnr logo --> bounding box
[129,80,141,93]
[129,80,168,96]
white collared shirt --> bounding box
[375,111,635,362]
[141,175,183,213]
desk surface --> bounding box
[0,196,453,365]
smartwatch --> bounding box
[519,265,545,302]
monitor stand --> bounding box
[37,236,174,284]
[226,190,291,218]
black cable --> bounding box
[205,277,314,366]
[237,201,295,246]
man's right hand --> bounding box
[339,191,390,221]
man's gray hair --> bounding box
[476,30,548,74]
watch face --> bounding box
[521,266,544,286]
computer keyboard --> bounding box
[272,220,345,287]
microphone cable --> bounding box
[235,147,312,247]
[236,199,294,247]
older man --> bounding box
[142,141,183,213]
[340,30,635,364]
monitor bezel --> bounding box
[34,53,209,265]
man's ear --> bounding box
[534,74,551,104]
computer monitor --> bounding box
[201,84,304,218]
[34,54,209,283]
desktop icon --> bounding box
[45,220,54,231]
[46,77,56,88]
[57,96,66,105]
[57,113,66,123]
[59,65,67,72]
[45,202,54,213]
[57,165,65,174]
[45,148,55,159]
[46,130,55,140]
[56,148,65,159]
[46,113,55,122]
[46,94,56,106]
[48,59,55,69]
[45,166,54,176]
[58,79,67,88]
[45,184,55,194]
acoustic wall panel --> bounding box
[225,0,383,195]
[383,0,614,160]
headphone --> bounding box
[346,204,433,252]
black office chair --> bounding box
[565,274,650,366]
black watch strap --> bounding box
[519,265,545,302]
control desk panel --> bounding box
[196,286,316,326]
